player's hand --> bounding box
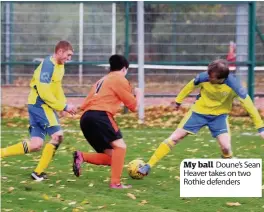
[76,106,83,114]
[171,102,180,111]
[58,111,68,118]
[260,131,264,139]
[134,87,143,102]
[65,104,77,115]
[133,88,143,110]
[134,87,142,97]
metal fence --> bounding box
[1,1,264,98]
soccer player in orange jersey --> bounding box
[72,54,141,189]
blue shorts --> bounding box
[178,111,230,138]
[28,104,61,140]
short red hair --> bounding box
[55,40,73,53]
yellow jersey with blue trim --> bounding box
[28,56,67,111]
[175,72,264,133]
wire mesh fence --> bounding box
[1,2,264,101]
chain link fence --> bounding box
[1,2,264,101]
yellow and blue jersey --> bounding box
[27,56,67,138]
[175,72,264,133]
[28,56,67,111]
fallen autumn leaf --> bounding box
[127,193,136,200]
[8,187,14,193]
[226,202,241,207]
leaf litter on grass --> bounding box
[2,111,264,212]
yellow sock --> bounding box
[148,138,174,167]
[34,143,56,174]
[1,141,30,158]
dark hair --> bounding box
[55,40,73,53]
[109,54,129,72]
[208,59,230,79]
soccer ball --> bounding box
[127,159,145,179]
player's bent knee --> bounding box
[50,134,64,150]
[114,143,127,149]
[121,143,127,149]
[104,149,113,157]
[170,128,188,142]
[51,134,64,143]
[111,139,126,149]
[29,137,43,152]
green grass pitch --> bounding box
[1,118,264,212]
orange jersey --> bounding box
[81,72,137,116]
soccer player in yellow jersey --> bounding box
[138,59,264,176]
[1,40,77,181]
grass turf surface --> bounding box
[1,118,264,212]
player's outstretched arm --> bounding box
[226,74,264,137]
[238,95,264,136]
[171,102,181,111]
[174,78,197,108]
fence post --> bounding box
[248,2,256,101]
[123,2,130,114]
[5,2,12,84]
[112,3,116,54]
[235,4,248,86]
[125,2,130,59]
[171,5,177,62]
[137,1,144,123]
[79,2,84,86]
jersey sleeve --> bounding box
[36,61,67,111]
[175,79,196,104]
[175,72,208,104]
[238,95,264,132]
[225,74,248,99]
[55,82,67,105]
[112,77,137,112]
[226,74,264,132]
